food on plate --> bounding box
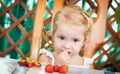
[53,65,59,72]
[59,65,68,73]
[17,57,41,67]
[45,64,54,73]
[45,64,68,73]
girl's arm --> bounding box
[39,49,55,64]
[39,54,51,64]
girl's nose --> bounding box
[64,41,71,49]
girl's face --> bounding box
[53,23,86,57]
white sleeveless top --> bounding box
[40,49,94,69]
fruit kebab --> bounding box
[17,57,41,67]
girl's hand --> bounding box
[55,51,70,65]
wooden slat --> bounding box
[50,0,65,36]
[96,60,108,69]
[42,30,53,50]
[104,37,113,45]
[1,0,28,35]
[115,0,120,6]
[0,30,32,56]
[107,20,120,42]
[20,1,30,12]
[46,6,52,15]
[30,0,46,62]
[101,47,119,71]
[86,0,97,10]
[84,0,109,57]
[20,1,35,20]
[0,0,22,17]
[0,26,26,59]
[65,0,79,5]
[0,7,36,37]
[113,51,120,58]
[4,1,32,44]
[110,4,116,11]
[94,42,117,61]
[44,16,52,26]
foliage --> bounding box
[115,6,120,24]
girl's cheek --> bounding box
[73,47,80,54]
[55,46,61,53]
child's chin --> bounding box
[68,53,73,57]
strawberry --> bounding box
[45,64,53,73]
[53,65,59,72]
[24,60,33,67]
[27,62,33,67]
[59,65,68,73]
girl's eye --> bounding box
[58,36,64,40]
[73,39,79,42]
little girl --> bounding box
[39,5,94,69]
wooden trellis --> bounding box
[0,0,120,72]
[92,0,120,72]
[0,0,36,59]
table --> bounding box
[0,57,28,74]
[0,57,120,74]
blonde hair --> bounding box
[52,5,93,56]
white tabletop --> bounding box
[0,57,120,74]
[26,64,120,74]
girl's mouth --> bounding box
[68,51,71,54]
[60,50,71,55]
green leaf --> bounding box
[115,6,120,24]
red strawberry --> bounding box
[23,60,28,65]
[45,64,53,73]
[59,65,68,73]
[24,60,33,67]
[53,65,59,72]
[27,62,33,67]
